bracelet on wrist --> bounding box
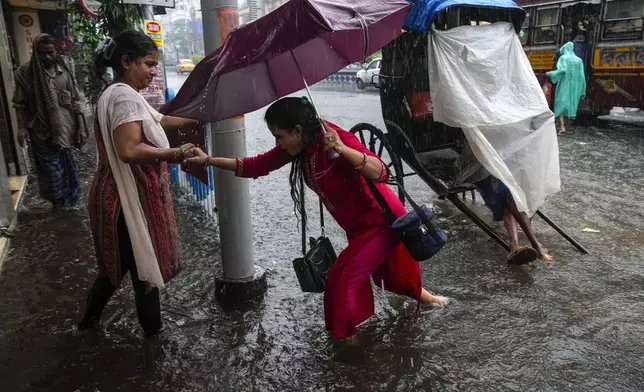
[354,152,367,171]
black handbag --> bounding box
[292,184,338,293]
[366,174,447,262]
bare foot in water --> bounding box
[539,252,555,263]
[421,288,448,308]
[506,246,538,265]
[333,334,361,348]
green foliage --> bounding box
[99,0,145,36]
[190,54,205,65]
[367,50,382,63]
[67,1,107,65]
[67,0,145,103]
[68,0,145,65]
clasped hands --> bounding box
[179,145,209,171]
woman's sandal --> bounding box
[507,246,538,265]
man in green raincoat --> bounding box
[547,41,586,135]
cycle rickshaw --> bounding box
[348,0,588,254]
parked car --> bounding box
[176,59,195,75]
[355,58,381,90]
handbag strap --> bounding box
[300,174,307,256]
[299,174,328,256]
[319,198,325,237]
[366,169,444,244]
[365,179,397,224]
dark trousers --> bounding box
[80,215,162,333]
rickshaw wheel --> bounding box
[349,123,406,204]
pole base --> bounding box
[214,266,267,306]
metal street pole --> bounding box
[200,0,266,304]
[141,5,154,20]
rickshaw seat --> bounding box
[405,91,433,120]
[417,148,460,162]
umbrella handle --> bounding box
[318,118,340,159]
[327,149,340,160]
[292,51,339,160]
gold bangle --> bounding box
[354,153,367,171]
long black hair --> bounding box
[94,30,158,86]
[264,97,322,226]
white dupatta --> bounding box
[97,83,170,289]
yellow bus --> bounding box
[518,0,643,116]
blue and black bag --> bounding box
[366,175,446,262]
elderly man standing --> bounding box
[13,34,88,209]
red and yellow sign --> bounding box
[526,50,556,70]
[593,46,644,70]
[217,8,239,44]
[144,20,163,47]
[145,20,161,34]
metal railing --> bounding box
[321,68,359,84]
[168,132,218,217]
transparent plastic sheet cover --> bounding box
[428,22,561,215]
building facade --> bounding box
[238,0,288,25]
[158,0,204,64]
[0,0,74,227]
[157,0,290,66]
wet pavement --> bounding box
[2,84,644,391]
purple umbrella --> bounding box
[161,0,411,122]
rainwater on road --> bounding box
[1,78,644,392]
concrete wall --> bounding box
[0,1,26,176]
[0,2,19,227]
[0,69,16,227]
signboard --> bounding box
[145,20,162,34]
[122,0,174,7]
[12,10,41,66]
[7,0,65,10]
[80,0,101,18]
[593,47,644,70]
[140,62,166,110]
[141,21,165,112]
[144,20,163,48]
[526,50,556,70]
[189,18,203,37]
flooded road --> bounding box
[1,85,644,391]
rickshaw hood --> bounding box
[404,0,526,33]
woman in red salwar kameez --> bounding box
[187,97,446,340]
[78,31,199,336]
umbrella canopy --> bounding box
[162,0,411,121]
